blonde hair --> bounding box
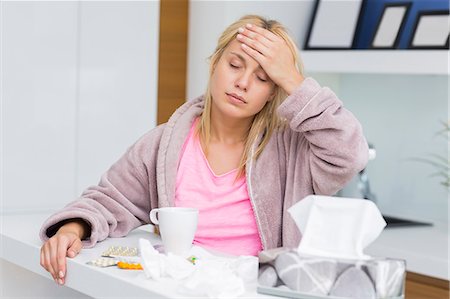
[197,15,303,179]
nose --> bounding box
[235,71,251,92]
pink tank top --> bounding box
[174,119,263,256]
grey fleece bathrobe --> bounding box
[40,78,369,252]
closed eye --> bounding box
[257,76,267,82]
[230,63,240,68]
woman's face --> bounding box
[209,40,275,121]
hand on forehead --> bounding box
[225,40,264,70]
[238,23,280,44]
[234,23,303,94]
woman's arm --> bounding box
[39,125,164,285]
[277,78,369,195]
[40,124,165,247]
[237,25,368,194]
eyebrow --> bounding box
[229,51,264,71]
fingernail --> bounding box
[241,43,247,48]
[58,278,63,285]
[238,27,244,33]
[246,23,252,28]
[236,34,242,39]
[59,271,64,278]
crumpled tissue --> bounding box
[139,238,194,280]
[139,238,258,298]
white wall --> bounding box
[329,73,448,223]
[188,2,449,224]
[1,1,160,213]
[2,1,79,213]
[76,2,159,193]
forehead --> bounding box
[223,40,258,65]
[222,40,268,73]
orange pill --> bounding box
[117,261,143,270]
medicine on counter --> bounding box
[102,246,138,257]
[87,257,118,267]
[117,261,143,270]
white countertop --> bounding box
[0,211,273,299]
[1,211,448,299]
[366,221,449,281]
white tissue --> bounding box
[139,238,194,280]
[139,239,258,298]
[180,258,246,298]
[139,238,163,279]
[288,195,386,260]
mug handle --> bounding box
[149,209,160,225]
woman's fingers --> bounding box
[240,42,265,64]
[49,238,64,284]
[40,232,82,285]
[56,236,70,284]
[236,24,281,70]
[245,23,279,42]
[41,242,57,283]
[67,238,83,258]
[236,33,269,57]
[236,23,304,94]
[238,26,272,50]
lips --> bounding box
[226,93,246,104]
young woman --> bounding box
[40,15,368,285]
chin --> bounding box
[212,100,249,120]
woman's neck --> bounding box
[209,111,253,145]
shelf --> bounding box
[301,50,449,75]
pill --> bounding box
[101,246,138,257]
[117,261,143,270]
[87,257,118,267]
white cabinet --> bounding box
[302,50,449,75]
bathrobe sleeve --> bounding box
[39,125,165,248]
[277,77,369,195]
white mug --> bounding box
[149,207,199,256]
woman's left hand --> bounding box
[236,23,304,95]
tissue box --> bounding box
[257,249,406,299]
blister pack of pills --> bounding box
[101,246,138,257]
[86,257,118,267]
[87,245,142,269]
